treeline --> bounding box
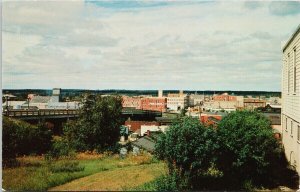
[3,89,281,100]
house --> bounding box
[282,24,300,175]
[131,131,162,153]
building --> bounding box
[200,112,227,126]
[122,96,142,109]
[243,98,266,110]
[2,100,26,110]
[124,120,160,133]
[189,94,204,107]
[167,91,189,111]
[267,97,282,105]
[22,88,77,110]
[213,93,237,101]
[140,125,169,136]
[141,97,167,112]
[282,25,300,175]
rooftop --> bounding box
[283,24,300,52]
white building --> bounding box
[167,91,189,111]
[189,94,204,107]
[2,101,26,110]
[282,25,300,175]
[140,125,169,136]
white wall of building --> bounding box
[282,25,300,175]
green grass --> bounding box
[50,163,166,191]
[3,153,162,191]
[130,178,159,191]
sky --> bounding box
[2,1,300,91]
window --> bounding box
[293,48,297,93]
[288,53,290,94]
[291,121,293,137]
[298,125,300,142]
[286,118,288,132]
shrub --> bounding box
[47,137,75,159]
[49,161,84,173]
[2,117,53,165]
[155,172,188,191]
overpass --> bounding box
[2,108,162,121]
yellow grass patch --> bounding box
[76,151,104,160]
[49,163,166,191]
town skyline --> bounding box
[3,1,300,91]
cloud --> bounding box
[2,1,300,91]
[269,1,300,16]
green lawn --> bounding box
[2,153,166,191]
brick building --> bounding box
[122,96,142,109]
[200,113,223,126]
[125,120,160,132]
[213,93,237,101]
[141,97,167,112]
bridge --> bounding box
[2,108,162,120]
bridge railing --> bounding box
[3,109,80,117]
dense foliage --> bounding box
[155,111,298,190]
[216,111,298,189]
[155,117,219,190]
[63,94,123,152]
[3,117,52,164]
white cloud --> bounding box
[2,1,300,91]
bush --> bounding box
[47,137,75,159]
[155,172,188,191]
[2,117,53,165]
[49,161,84,173]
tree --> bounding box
[155,117,219,190]
[216,111,285,189]
[154,111,298,190]
[63,94,123,152]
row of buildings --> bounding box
[122,91,280,113]
[3,88,80,110]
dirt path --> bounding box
[49,163,165,191]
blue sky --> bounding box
[2,1,300,91]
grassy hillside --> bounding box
[3,152,166,191]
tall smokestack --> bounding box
[158,90,163,97]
